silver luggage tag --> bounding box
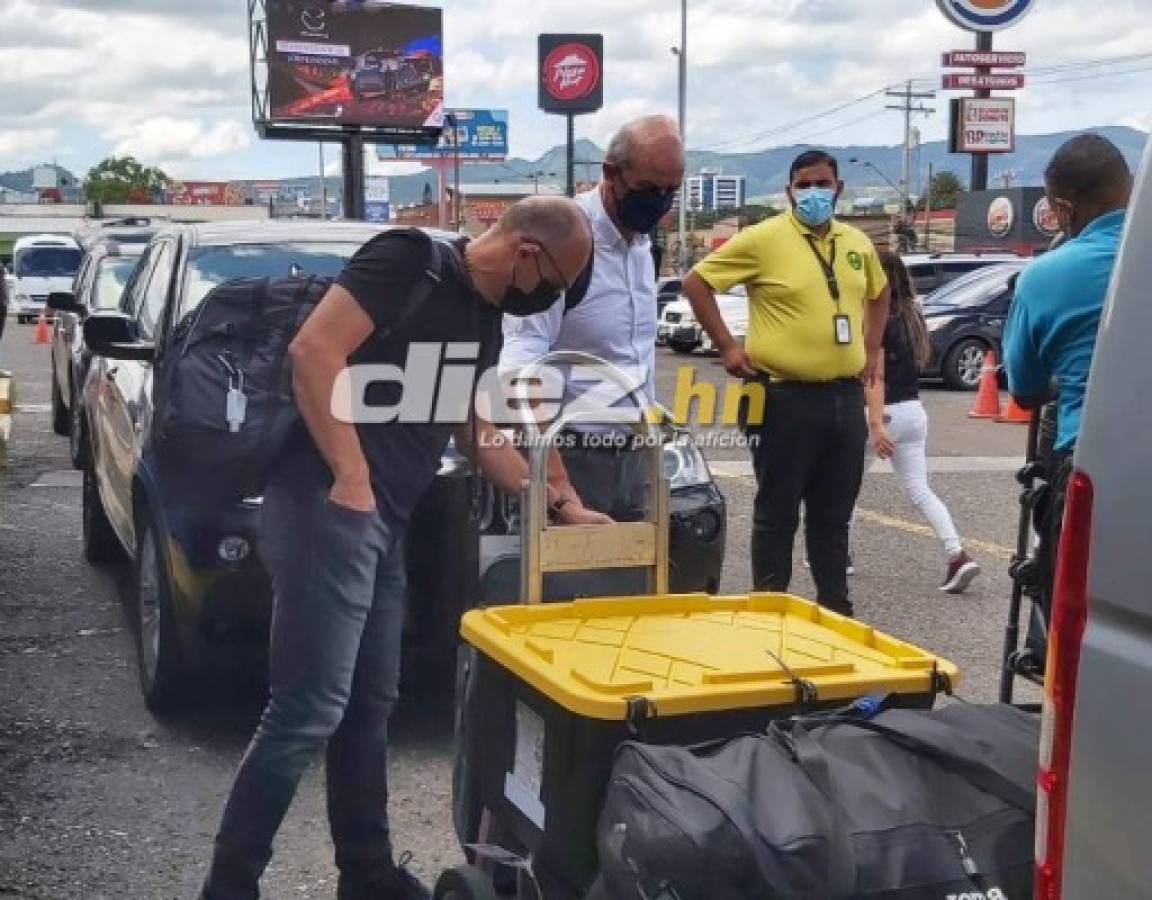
[226,371,247,433]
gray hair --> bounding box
[604,115,682,172]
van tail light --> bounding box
[1035,470,1094,899]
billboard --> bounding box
[266,1,443,131]
[949,97,1016,154]
[538,34,604,115]
[377,109,509,160]
[956,187,1054,254]
[168,181,247,206]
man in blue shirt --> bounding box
[1003,133,1131,650]
[1004,133,1132,451]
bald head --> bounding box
[494,195,592,285]
[604,115,685,178]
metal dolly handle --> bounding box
[512,351,671,605]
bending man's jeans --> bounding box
[201,478,407,900]
[745,378,866,615]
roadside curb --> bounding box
[0,373,12,466]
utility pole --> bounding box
[885,81,935,215]
[924,162,934,252]
[318,142,327,220]
[971,31,994,192]
[676,0,687,273]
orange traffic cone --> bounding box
[997,396,1032,424]
[33,312,51,345]
[967,349,1002,419]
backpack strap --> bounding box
[376,229,443,342]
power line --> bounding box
[702,85,895,152]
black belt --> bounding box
[748,373,861,390]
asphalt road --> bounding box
[0,325,1036,898]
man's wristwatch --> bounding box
[547,493,572,522]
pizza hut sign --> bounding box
[538,34,603,115]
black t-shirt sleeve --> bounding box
[336,230,429,333]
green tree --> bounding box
[83,156,170,205]
[928,170,963,210]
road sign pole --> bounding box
[566,114,576,198]
[970,31,993,192]
[341,134,366,220]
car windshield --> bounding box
[15,246,82,278]
[93,257,139,311]
[923,265,1021,309]
[921,265,1022,306]
[182,242,363,315]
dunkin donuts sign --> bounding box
[538,34,604,115]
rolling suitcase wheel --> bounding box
[433,865,501,900]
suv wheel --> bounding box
[82,466,123,565]
[51,373,70,436]
[668,338,698,354]
[943,337,988,391]
[69,400,89,470]
[134,512,193,713]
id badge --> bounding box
[834,314,852,345]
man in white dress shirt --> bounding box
[500,115,685,525]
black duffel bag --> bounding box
[595,702,1038,900]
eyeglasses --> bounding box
[530,240,570,291]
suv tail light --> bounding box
[1035,469,1094,899]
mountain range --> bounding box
[384,125,1147,206]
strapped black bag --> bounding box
[151,229,443,507]
[596,702,1039,900]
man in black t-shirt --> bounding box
[200,197,602,900]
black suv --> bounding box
[79,222,725,713]
[921,262,1027,390]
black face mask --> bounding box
[616,182,677,234]
[502,255,563,317]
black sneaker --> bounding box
[940,551,980,594]
[337,853,431,900]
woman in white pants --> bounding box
[867,252,980,593]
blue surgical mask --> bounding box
[793,187,837,228]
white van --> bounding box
[10,234,82,323]
[1034,139,1152,895]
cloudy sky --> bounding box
[1,0,1149,182]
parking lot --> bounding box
[0,324,1033,898]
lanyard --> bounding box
[804,235,841,305]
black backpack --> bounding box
[151,229,444,508]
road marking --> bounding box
[853,507,1013,560]
[709,458,1016,560]
[15,403,51,414]
[30,470,82,488]
[710,456,1023,479]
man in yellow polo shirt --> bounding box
[682,149,889,616]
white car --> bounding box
[658,285,748,354]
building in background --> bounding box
[681,169,746,213]
[445,182,563,235]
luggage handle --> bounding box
[512,351,671,604]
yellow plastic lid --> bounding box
[461,593,960,720]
